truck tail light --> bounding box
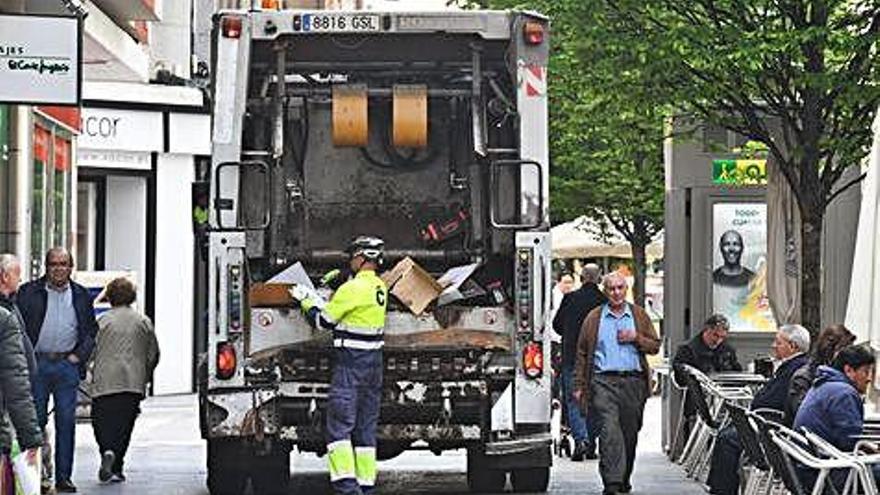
[523,21,545,45]
[261,0,280,8]
[222,16,243,39]
[522,342,543,378]
[216,342,237,380]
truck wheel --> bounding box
[466,450,506,493]
[510,467,550,493]
[207,439,248,495]
[467,468,506,493]
[250,444,291,495]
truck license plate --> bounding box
[302,14,380,33]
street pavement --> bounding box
[57,394,707,494]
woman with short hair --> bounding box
[90,277,159,483]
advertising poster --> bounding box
[712,203,776,331]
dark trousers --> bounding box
[91,393,142,475]
[707,426,742,495]
[591,374,647,490]
[33,357,79,483]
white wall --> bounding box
[104,175,147,305]
[150,0,193,78]
[153,154,195,394]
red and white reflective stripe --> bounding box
[523,64,546,97]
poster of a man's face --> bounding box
[713,230,756,287]
[712,203,776,332]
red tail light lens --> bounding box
[523,342,543,378]
[523,21,545,45]
[222,16,243,39]
[216,342,237,380]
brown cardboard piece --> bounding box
[381,257,443,315]
[249,283,293,307]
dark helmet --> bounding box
[347,236,384,265]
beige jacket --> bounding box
[91,306,160,398]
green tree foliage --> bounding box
[462,0,667,304]
[586,0,880,332]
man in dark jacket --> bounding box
[707,324,811,495]
[0,254,44,460]
[17,248,98,493]
[672,314,741,417]
[793,345,876,488]
[552,263,606,460]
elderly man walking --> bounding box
[17,248,98,493]
[573,272,660,495]
[0,254,43,466]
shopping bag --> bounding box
[0,454,14,495]
[9,442,40,495]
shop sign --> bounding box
[0,14,81,105]
[77,149,151,171]
[78,108,163,152]
[712,159,767,186]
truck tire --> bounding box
[207,439,248,495]
[250,444,291,495]
[510,467,550,493]
[466,450,506,493]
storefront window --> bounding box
[30,120,74,277]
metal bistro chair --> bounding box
[676,366,720,476]
[679,367,743,481]
[801,428,880,495]
[770,425,865,495]
[725,402,773,495]
[752,412,804,495]
[668,365,691,462]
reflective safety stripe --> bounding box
[334,338,383,350]
[354,446,377,487]
[327,440,356,481]
[335,323,383,336]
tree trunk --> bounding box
[800,206,824,337]
[631,241,648,308]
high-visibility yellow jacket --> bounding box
[301,270,387,350]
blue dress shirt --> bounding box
[593,303,642,372]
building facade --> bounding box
[0,0,209,394]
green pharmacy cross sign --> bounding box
[712,159,767,186]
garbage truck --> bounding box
[199,6,552,494]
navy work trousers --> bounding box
[326,348,382,495]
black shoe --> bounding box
[584,443,598,460]
[602,485,621,495]
[98,450,115,482]
[571,441,587,461]
[55,480,77,493]
[620,483,632,493]
[110,472,126,483]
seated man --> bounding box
[793,344,876,489]
[706,324,811,495]
[672,314,742,418]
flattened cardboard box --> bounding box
[381,257,443,315]
[249,283,293,307]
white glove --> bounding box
[289,285,311,302]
